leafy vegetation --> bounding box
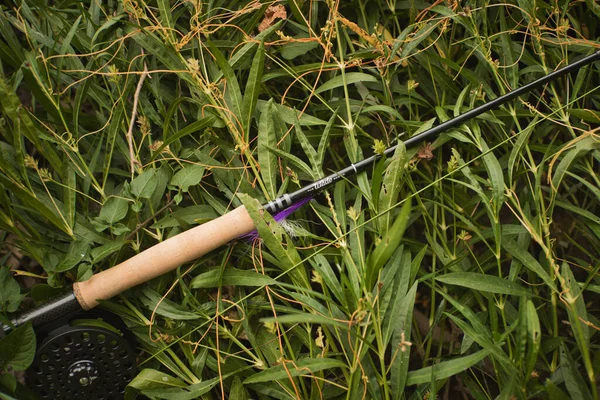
[0,0,599,399]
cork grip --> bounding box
[73,205,256,310]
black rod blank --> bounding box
[263,50,600,214]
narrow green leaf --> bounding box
[315,72,377,94]
[258,100,279,199]
[229,376,249,400]
[568,108,600,123]
[502,239,556,292]
[367,198,412,288]
[142,374,221,400]
[190,268,278,289]
[377,142,406,235]
[560,342,593,400]
[153,115,216,162]
[125,368,186,400]
[293,113,320,178]
[391,282,418,397]
[317,110,338,176]
[91,14,126,45]
[281,40,319,60]
[257,101,327,126]
[212,21,282,82]
[266,144,316,181]
[436,272,532,296]
[261,313,349,328]
[561,263,594,389]
[140,289,201,321]
[241,42,265,139]
[91,240,127,264]
[406,349,491,385]
[63,167,76,232]
[551,135,600,191]
[0,176,71,235]
[157,0,175,42]
[131,29,188,82]
[525,299,541,378]
[244,358,347,384]
[208,41,243,119]
[479,139,504,214]
[151,205,217,228]
[508,118,538,185]
[239,194,309,288]
[59,15,81,55]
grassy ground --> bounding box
[0,0,599,399]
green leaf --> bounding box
[99,197,129,224]
[157,0,175,42]
[238,194,309,289]
[125,368,186,400]
[525,299,541,378]
[90,240,127,264]
[190,267,278,289]
[0,267,22,313]
[560,342,593,400]
[55,239,90,272]
[281,40,319,60]
[212,21,283,82]
[142,377,221,400]
[391,282,418,397]
[131,169,158,199]
[561,263,594,387]
[502,239,556,292]
[406,349,491,385]
[153,114,216,162]
[241,42,265,138]
[377,142,406,235]
[258,100,279,199]
[315,72,378,94]
[244,358,347,384]
[208,41,242,119]
[229,376,249,400]
[266,144,316,181]
[256,101,327,126]
[151,205,218,228]
[435,272,532,297]
[479,139,504,214]
[367,197,412,288]
[317,110,337,177]
[140,289,202,320]
[551,135,600,191]
[260,313,349,328]
[169,164,205,193]
[508,117,538,185]
[293,113,320,178]
[0,322,36,371]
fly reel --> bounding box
[9,298,139,400]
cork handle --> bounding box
[73,205,256,310]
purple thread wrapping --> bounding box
[241,196,312,241]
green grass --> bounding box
[1,0,600,399]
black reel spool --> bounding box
[26,308,137,400]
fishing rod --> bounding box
[2,49,599,398]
